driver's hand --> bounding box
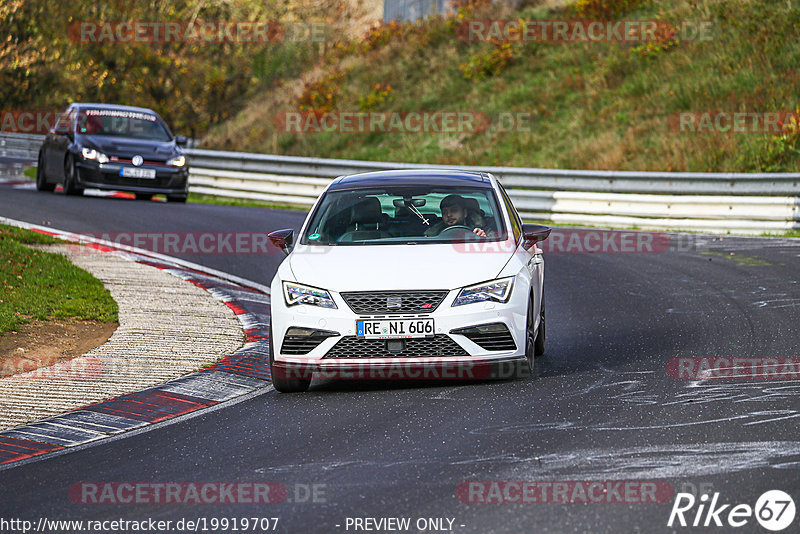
[473,228,487,237]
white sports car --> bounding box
[267,169,550,392]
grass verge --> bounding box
[188,192,308,211]
[0,224,118,334]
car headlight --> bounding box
[167,155,186,167]
[81,148,109,163]
[452,277,514,306]
[283,282,337,309]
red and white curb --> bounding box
[0,217,274,467]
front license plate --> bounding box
[120,167,156,179]
[356,318,434,339]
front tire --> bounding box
[36,152,55,192]
[269,322,311,393]
[63,156,84,196]
[519,293,536,377]
[534,290,546,357]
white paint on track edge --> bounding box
[0,215,271,294]
[0,216,276,471]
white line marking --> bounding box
[0,215,271,294]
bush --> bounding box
[570,0,649,19]
[359,83,394,111]
[459,42,515,80]
[297,72,345,113]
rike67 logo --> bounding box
[668,490,796,531]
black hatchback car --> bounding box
[36,103,189,202]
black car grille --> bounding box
[280,338,327,355]
[80,167,176,188]
[451,323,517,351]
[341,290,448,315]
[322,335,469,359]
[102,174,173,188]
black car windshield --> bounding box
[301,185,507,245]
[77,109,172,141]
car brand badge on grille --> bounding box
[387,296,402,309]
[132,155,143,166]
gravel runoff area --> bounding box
[0,244,244,430]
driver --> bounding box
[424,194,486,237]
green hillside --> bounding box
[204,0,800,172]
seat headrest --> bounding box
[350,197,382,226]
[463,197,480,213]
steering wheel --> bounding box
[438,225,482,238]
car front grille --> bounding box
[340,290,448,315]
[322,335,469,359]
[80,167,176,188]
[102,174,174,188]
[450,323,517,351]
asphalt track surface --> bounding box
[1,183,799,533]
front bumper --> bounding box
[271,355,527,381]
[270,279,530,379]
[75,161,188,195]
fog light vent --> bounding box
[450,323,516,351]
[281,327,339,355]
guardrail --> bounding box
[0,132,43,161]
[3,132,798,234]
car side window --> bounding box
[498,183,522,243]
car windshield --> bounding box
[301,185,507,245]
[77,109,172,141]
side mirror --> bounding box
[522,224,551,248]
[268,229,294,255]
[175,135,188,147]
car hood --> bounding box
[79,135,178,159]
[287,242,514,291]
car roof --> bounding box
[70,103,160,116]
[328,169,491,191]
